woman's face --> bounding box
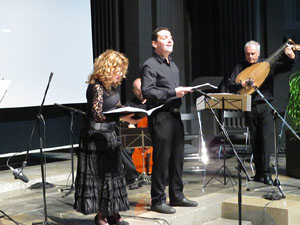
[112,67,124,85]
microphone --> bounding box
[54,103,86,115]
[245,79,254,87]
[11,167,29,183]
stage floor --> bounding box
[0,152,299,225]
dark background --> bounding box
[1,0,299,159]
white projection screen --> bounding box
[0,0,93,108]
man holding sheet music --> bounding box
[141,27,198,214]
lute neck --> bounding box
[266,39,296,65]
[266,41,289,65]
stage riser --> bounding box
[221,196,300,225]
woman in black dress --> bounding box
[74,49,139,225]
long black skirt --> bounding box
[74,128,129,215]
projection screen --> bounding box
[0,0,93,108]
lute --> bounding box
[236,39,300,95]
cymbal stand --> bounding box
[136,130,151,185]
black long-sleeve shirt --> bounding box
[141,53,181,109]
[228,56,294,103]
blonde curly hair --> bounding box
[88,49,128,90]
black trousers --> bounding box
[121,148,139,184]
[148,111,185,205]
[245,103,274,176]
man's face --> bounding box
[245,46,260,64]
[152,30,173,56]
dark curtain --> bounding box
[90,0,123,59]
[186,0,264,90]
[90,0,126,101]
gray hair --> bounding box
[244,40,260,53]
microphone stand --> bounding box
[25,72,54,225]
[253,87,300,200]
[54,103,86,198]
[197,90,251,225]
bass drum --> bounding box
[132,117,153,174]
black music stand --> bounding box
[202,95,249,189]
[197,93,251,225]
[54,103,86,198]
[121,128,152,185]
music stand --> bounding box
[197,93,252,225]
[121,128,152,185]
[54,103,86,198]
[199,94,251,189]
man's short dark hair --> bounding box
[152,27,170,41]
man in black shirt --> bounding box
[228,40,295,185]
[141,27,198,214]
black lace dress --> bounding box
[74,81,129,215]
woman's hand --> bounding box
[120,113,140,124]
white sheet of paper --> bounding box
[190,83,218,91]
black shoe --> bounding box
[151,203,176,214]
[170,198,198,207]
[263,176,273,185]
[94,214,108,225]
[107,214,129,225]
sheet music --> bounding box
[190,83,218,91]
[0,80,11,103]
[104,104,164,119]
